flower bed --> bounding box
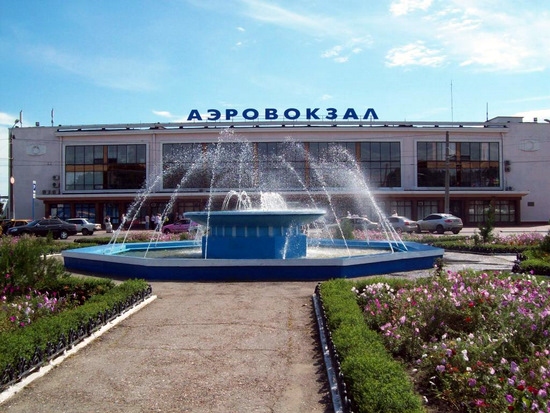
[318,279,423,412]
[354,270,550,412]
[0,278,151,391]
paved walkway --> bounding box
[0,251,519,412]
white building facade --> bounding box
[7,116,549,227]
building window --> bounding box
[50,204,71,220]
[163,143,206,189]
[74,203,96,222]
[417,200,439,220]
[257,142,306,190]
[417,141,500,188]
[308,142,356,189]
[388,200,412,217]
[360,142,401,187]
[469,200,516,223]
[494,200,516,223]
[65,144,146,190]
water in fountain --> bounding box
[64,129,444,280]
[111,129,406,256]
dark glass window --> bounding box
[65,144,146,190]
[360,142,401,187]
[308,142,356,189]
[74,203,96,222]
[162,143,206,189]
[417,200,439,220]
[417,141,499,188]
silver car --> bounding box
[386,216,417,233]
[340,215,380,231]
[416,213,463,234]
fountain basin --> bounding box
[62,239,443,282]
[185,210,325,259]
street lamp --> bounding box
[8,119,19,219]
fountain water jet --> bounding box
[62,132,444,281]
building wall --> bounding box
[8,118,550,224]
[502,122,550,223]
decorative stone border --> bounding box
[312,284,352,413]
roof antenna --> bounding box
[486,102,489,121]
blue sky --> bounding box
[1,0,549,196]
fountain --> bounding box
[62,133,443,281]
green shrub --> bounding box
[319,279,423,413]
[338,219,355,240]
[428,240,529,254]
[0,278,149,375]
[0,235,68,293]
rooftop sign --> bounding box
[186,107,379,122]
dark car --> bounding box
[1,219,32,234]
[7,218,78,239]
[416,213,463,234]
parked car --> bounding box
[1,219,32,234]
[386,216,417,233]
[339,215,380,231]
[7,218,78,239]
[66,218,97,235]
[162,219,198,234]
[416,213,463,234]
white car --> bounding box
[386,216,417,233]
[416,213,463,234]
[66,218,97,235]
[339,215,380,231]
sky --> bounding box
[1,0,550,196]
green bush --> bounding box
[319,279,423,413]
[0,235,68,293]
[427,240,529,254]
[0,278,149,375]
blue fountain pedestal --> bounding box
[201,226,307,259]
[185,210,324,259]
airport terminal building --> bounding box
[7,114,550,227]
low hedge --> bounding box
[319,279,423,413]
[426,240,529,254]
[515,248,550,275]
[0,278,150,377]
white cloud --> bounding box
[0,112,19,127]
[241,0,335,36]
[420,1,549,72]
[321,46,342,59]
[152,110,208,123]
[384,1,550,72]
[321,94,333,101]
[237,26,246,32]
[390,0,433,16]
[321,37,372,63]
[24,45,167,92]
[152,111,174,119]
[513,109,550,122]
[386,41,445,67]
